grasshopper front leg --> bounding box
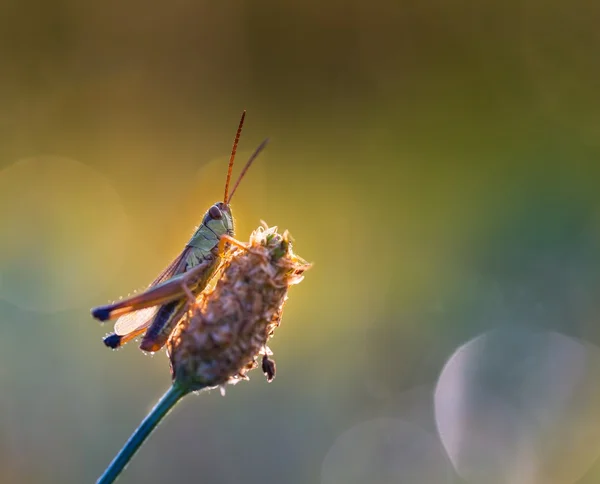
[218,234,248,254]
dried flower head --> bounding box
[167,223,311,392]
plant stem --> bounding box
[97,382,188,484]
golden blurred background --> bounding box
[2,1,600,483]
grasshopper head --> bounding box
[198,112,267,245]
[203,202,234,238]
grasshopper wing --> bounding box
[114,306,159,336]
[93,248,190,325]
[111,252,218,347]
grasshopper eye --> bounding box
[209,205,223,219]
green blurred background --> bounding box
[2,1,600,483]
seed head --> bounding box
[167,223,311,392]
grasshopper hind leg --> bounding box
[103,333,123,349]
[92,307,112,322]
[139,300,183,353]
[103,327,147,349]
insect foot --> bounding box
[167,224,311,392]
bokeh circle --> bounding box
[435,328,600,484]
[0,155,129,312]
[322,418,455,484]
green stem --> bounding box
[97,382,188,484]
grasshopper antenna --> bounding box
[223,110,246,204]
[227,138,270,204]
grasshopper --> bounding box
[91,111,268,352]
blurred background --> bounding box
[1,1,600,483]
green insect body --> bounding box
[91,111,268,352]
